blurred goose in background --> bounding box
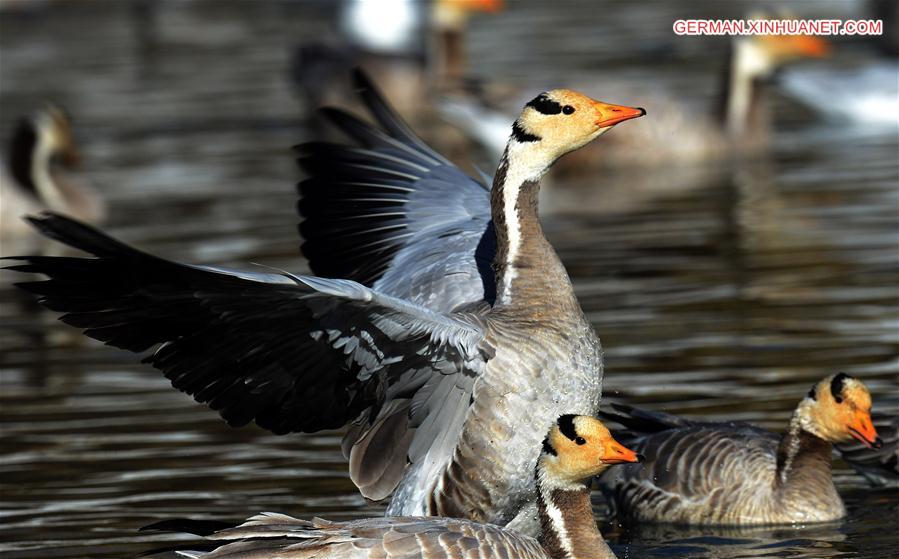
[292,0,501,115]
[597,373,881,526]
[442,24,829,167]
[142,415,641,559]
[7,71,644,535]
[836,410,898,488]
[1,105,103,242]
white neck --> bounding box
[778,399,830,485]
[31,131,67,211]
[779,412,806,484]
[536,465,616,559]
[727,38,772,134]
[492,138,555,305]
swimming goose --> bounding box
[7,71,644,534]
[1,105,103,241]
[292,0,500,118]
[144,415,642,559]
[596,373,882,526]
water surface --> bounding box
[1,1,897,558]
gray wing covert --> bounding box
[297,69,496,312]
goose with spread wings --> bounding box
[7,71,645,534]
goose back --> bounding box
[598,404,845,525]
[157,513,548,558]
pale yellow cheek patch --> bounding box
[808,380,873,443]
[843,383,872,410]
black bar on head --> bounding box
[526,93,562,115]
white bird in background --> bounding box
[781,62,899,128]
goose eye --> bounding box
[575,436,586,445]
[562,105,575,115]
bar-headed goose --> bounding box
[1,105,103,241]
[7,71,644,535]
[143,415,642,559]
[597,373,881,525]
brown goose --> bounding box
[144,415,642,559]
[6,72,644,535]
[597,373,881,526]
[1,105,103,241]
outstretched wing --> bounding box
[297,69,497,312]
[8,214,488,498]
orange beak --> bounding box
[849,411,881,449]
[459,0,503,13]
[795,35,830,58]
[601,436,644,465]
[593,101,646,128]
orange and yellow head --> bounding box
[755,32,829,65]
[539,415,642,485]
[803,373,880,448]
[512,90,645,160]
[743,11,829,71]
[433,0,503,29]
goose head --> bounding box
[510,90,645,170]
[756,33,829,68]
[737,16,830,80]
[539,415,642,490]
[801,373,881,449]
[433,0,502,31]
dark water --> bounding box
[1,1,897,558]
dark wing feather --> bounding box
[597,402,701,446]
[297,69,495,311]
[8,213,486,438]
[598,402,770,437]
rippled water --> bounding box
[1,1,897,558]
